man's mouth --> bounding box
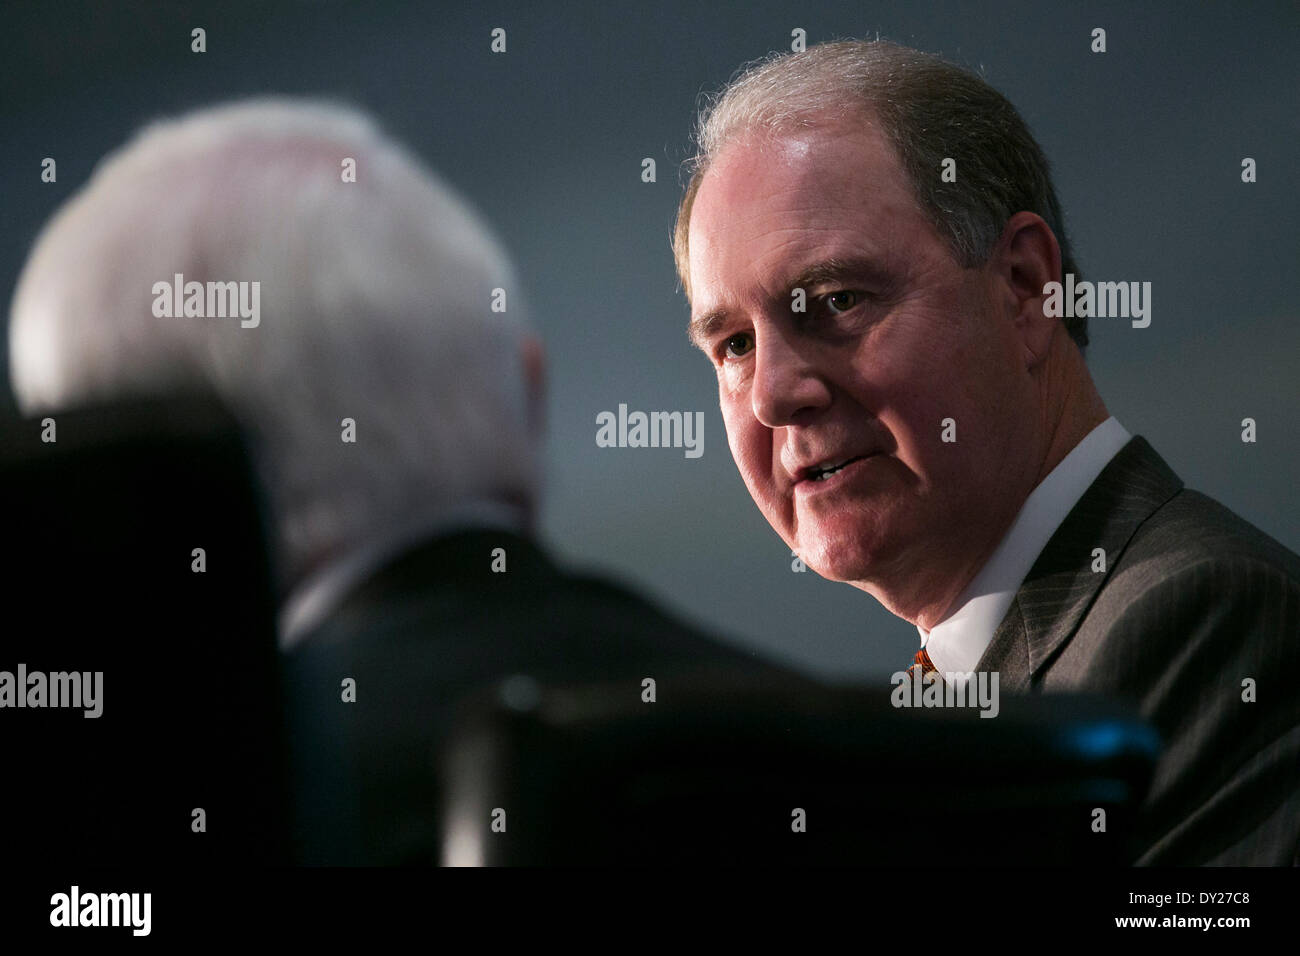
[801,455,870,483]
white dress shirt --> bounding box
[917,417,1132,680]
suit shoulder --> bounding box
[1115,488,1300,590]
[1088,489,1300,665]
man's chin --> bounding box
[797,540,881,584]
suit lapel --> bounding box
[975,436,1184,688]
[976,596,1032,692]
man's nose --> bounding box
[750,327,831,428]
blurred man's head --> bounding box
[676,40,1108,629]
[9,98,543,596]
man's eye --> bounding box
[824,290,859,314]
[722,332,753,359]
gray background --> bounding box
[3,0,1297,681]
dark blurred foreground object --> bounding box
[0,394,290,865]
[440,676,1161,865]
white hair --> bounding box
[9,97,539,593]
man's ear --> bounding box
[991,211,1062,369]
[521,333,546,434]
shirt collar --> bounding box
[918,417,1131,677]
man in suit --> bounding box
[674,39,1300,864]
[8,98,796,864]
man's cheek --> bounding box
[728,432,774,502]
[720,405,750,466]
[731,442,765,491]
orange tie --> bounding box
[910,646,939,681]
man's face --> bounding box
[686,121,1037,618]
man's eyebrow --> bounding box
[687,307,730,351]
[686,256,893,351]
[785,255,893,292]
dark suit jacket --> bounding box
[282,528,801,865]
[975,436,1300,865]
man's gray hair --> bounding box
[9,97,539,593]
[673,39,1088,352]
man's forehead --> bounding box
[687,124,913,283]
[687,141,913,337]
[698,116,904,202]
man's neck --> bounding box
[1037,396,1109,489]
